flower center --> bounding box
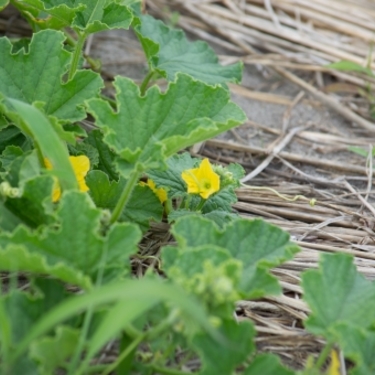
[201,179,212,190]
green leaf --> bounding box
[0,0,9,11]
[72,0,133,33]
[347,146,375,158]
[11,0,84,30]
[87,74,246,175]
[333,324,375,375]
[68,140,99,168]
[302,253,375,337]
[134,15,242,85]
[327,61,374,77]
[244,354,294,375]
[0,126,27,155]
[201,209,239,227]
[4,175,55,227]
[148,153,198,198]
[1,146,24,179]
[12,0,133,32]
[86,170,163,230]
[0,191,142,279]
[171,216,299,298]
[30,326,80,375]
[12,278,220,365]
[86,170,124,208]
[122,185,163,230]
[4,279,68,344]
[202,187,237,213]
[3,356,39,375]
[192,319,255,375]
[0,98,78,191]
[0,30,103,122]
[0,202,23,232]
[85,129,118,179]
[0,245,92,289]
[168,208,238,228]
[162,245,242,315]
[2,279,70,374]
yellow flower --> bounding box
[45,155,90,202]
[181,158,220,199]
[326,349,340,375]
[140,179,167,203]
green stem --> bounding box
[63,30,77,48]
[140,70,155,95]
[0,280,11,375]
[195,197,206,211]
[68,32,87,80]
[314,341,334,370]
[101,331,147,375]
[110,169,140,224]
[85,364,109,373]
[68,244,109,375]
[100,94,117,109]
[148,365,191,375]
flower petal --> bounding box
[181,158,220,199]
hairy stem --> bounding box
[68,244,109,375]
[102,331,147,375]
[110,169,140,224]
[148,365,191,375]
[314,341,334,370]
[68,32,86,80]
[140,70,155,95]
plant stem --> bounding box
[195,198,206,211]
[314,341,334,370]
[110,169,140,224]
[102,332,147,375]
[140,70,155,95]
[68,244,109,375]
[148,365,191,375]
[68,32,87,80]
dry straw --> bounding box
[145,0,375,369]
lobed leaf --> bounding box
[302,253,375,337]
[333,323,375,375]
[86,170,163,231]
[4,176,55,227]
[29,326,80,375]
[11,0,83,30]
[72,0,133,33]
[4,279,68,345]
[148,153,198,198]
[0,30,103,122]
[0,191,142,279]
[0,202,23,232]
[244,354,295,375]
[87,74,246,175]
[192,319,255,375]
[134,15,242,85]
[171,215,300,298]
[0,245,92,289]
[0,99,78,192]
[12,0,133,32]
[12,278,220,365]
